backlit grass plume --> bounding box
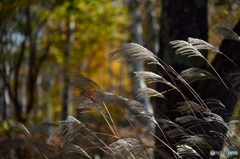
[213,26,240,41]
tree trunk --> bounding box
[126,0,153,116]
[154,0,208,158]
[61,17,74,120]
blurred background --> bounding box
[0,0,240,158]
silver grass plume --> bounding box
[203,112,228,128]
[94,91,125,103]
[188,37,220,52]
[134,71,176,89]
[136,87,165,99]
[70,74,106,109]
[188,37,239,67]
[157,118,190,141]
[109,138,148,158]
[157,119,180,129]
[71,96,99,109]
[213,26,240,41]
[209,130,226,140]
[165,127,188,139]
[157,119,188,138]
[175,115,205,129]
[203,99,225,109]
[176,145,202,159]
[8,121,31,137]
[126,99,156,123]
[179,68,217,84]
[94,91,156,122]
[70,74,103,93]
[180,136,210,148]
[177,101,209,114]
[47,115,87,148]
[175,115,204,125]
[47,115,110,156]
[170,40,204,58]
[108,43,162,66]
[67,145,92,159]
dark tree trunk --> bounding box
[155,2,240,158]
[154,0,208,158]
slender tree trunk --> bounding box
[126,0,153,117]
[61,17,74,120]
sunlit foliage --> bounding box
[0,0,130,123]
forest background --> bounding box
[0,0,240,158]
